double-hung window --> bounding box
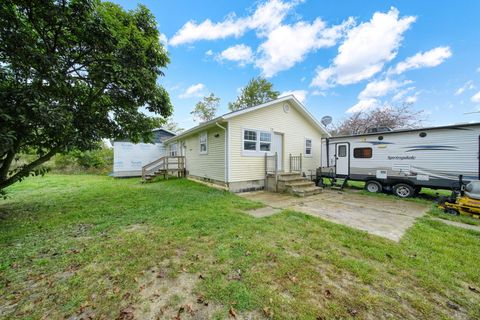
[199,132,208,154]
[170,143,178,156]
[305,138,312,156]
[243,129,271,154]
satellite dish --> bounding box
[321,116,333,127]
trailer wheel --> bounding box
[393,183,414,198]
[365,180,382,193]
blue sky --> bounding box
[112,0,480,130]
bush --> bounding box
[53,142,113,174]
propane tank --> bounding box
[464,181,480,200]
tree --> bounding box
[331,103,425,136]
[228,77,279,111]
[0,0,172,192]
[191,93,220,122]
[151,117,184,133]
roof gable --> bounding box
[166,95,330,142]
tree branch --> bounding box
[0,147,60,190]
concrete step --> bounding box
[277,175,304,182]
[292,186,322,197]
[285,181,316,188]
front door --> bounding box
[274,133,283,171]
[335,143,349,175]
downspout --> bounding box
[215,122,228,185]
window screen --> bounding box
[353,147,372,158]
[338,145,347,157]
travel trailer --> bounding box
[318,123,480,197]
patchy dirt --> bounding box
[240,190,430,241]
[134,268,220,320]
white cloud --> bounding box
[471,91,480,103]
[219,44,253,66]
[179,83,206,99]
[312,90,327,97]
[205,49,214,56]
[159,33,168,48]
[358,78,408,100]
[169,0,294,46]
[392,86,415,101]
[256,17,354,77]
[279,90,308,103]
[346,98,380,113]
[455,80,475,95]
[477,67,480,73]
[404,95,418,104]
[311,7,416,88]
[391,46,452,74]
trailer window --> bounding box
[338,145,347,157]
[353,147,372,158]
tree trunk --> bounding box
[0,147,59,191]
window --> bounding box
[353,147,372,158]
[199,132,207,154]
[243,129,272,153]
[259,132,271,151]
[338,145,347,157]
[305,138,312,156]
[244,130,257,151]
[170,143,178,156]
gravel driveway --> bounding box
[240,189,430,241]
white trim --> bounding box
[241,127,273,157]
[215,122,228,183]
[304,137,313,158]
[227,121,231,183]
[199,131,208,155]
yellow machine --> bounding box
[437,178,480,219]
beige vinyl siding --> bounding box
[178,125,226,182]
[228,101,325,182]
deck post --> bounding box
[300,153,303,174]
[264,153,268,191]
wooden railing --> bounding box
[142,156,186,180]
[265,152,278,192]
[289,153,302,173]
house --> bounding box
[113,128,176,177]
[164,95,330,192]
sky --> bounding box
[112,0,480,130]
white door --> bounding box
[274,133,283,171]
[335,143,349,175]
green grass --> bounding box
[1,175,480,319]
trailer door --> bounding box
[335,143,349,176]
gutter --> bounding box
[215,122,228,184]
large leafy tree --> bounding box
[228,77,279,111]
[191,93,219,122]
[0,0,172,192]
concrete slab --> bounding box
[239,190,430,241]
[244,206,282,218]
[430,217,480,232]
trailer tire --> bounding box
[393,183,414,198]
[365,180,382,193]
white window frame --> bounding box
[199,132,208,155]
[304,137,313,157]
[170,143,178,156]
[242,128,273,156]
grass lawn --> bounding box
[1,175,480,319]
